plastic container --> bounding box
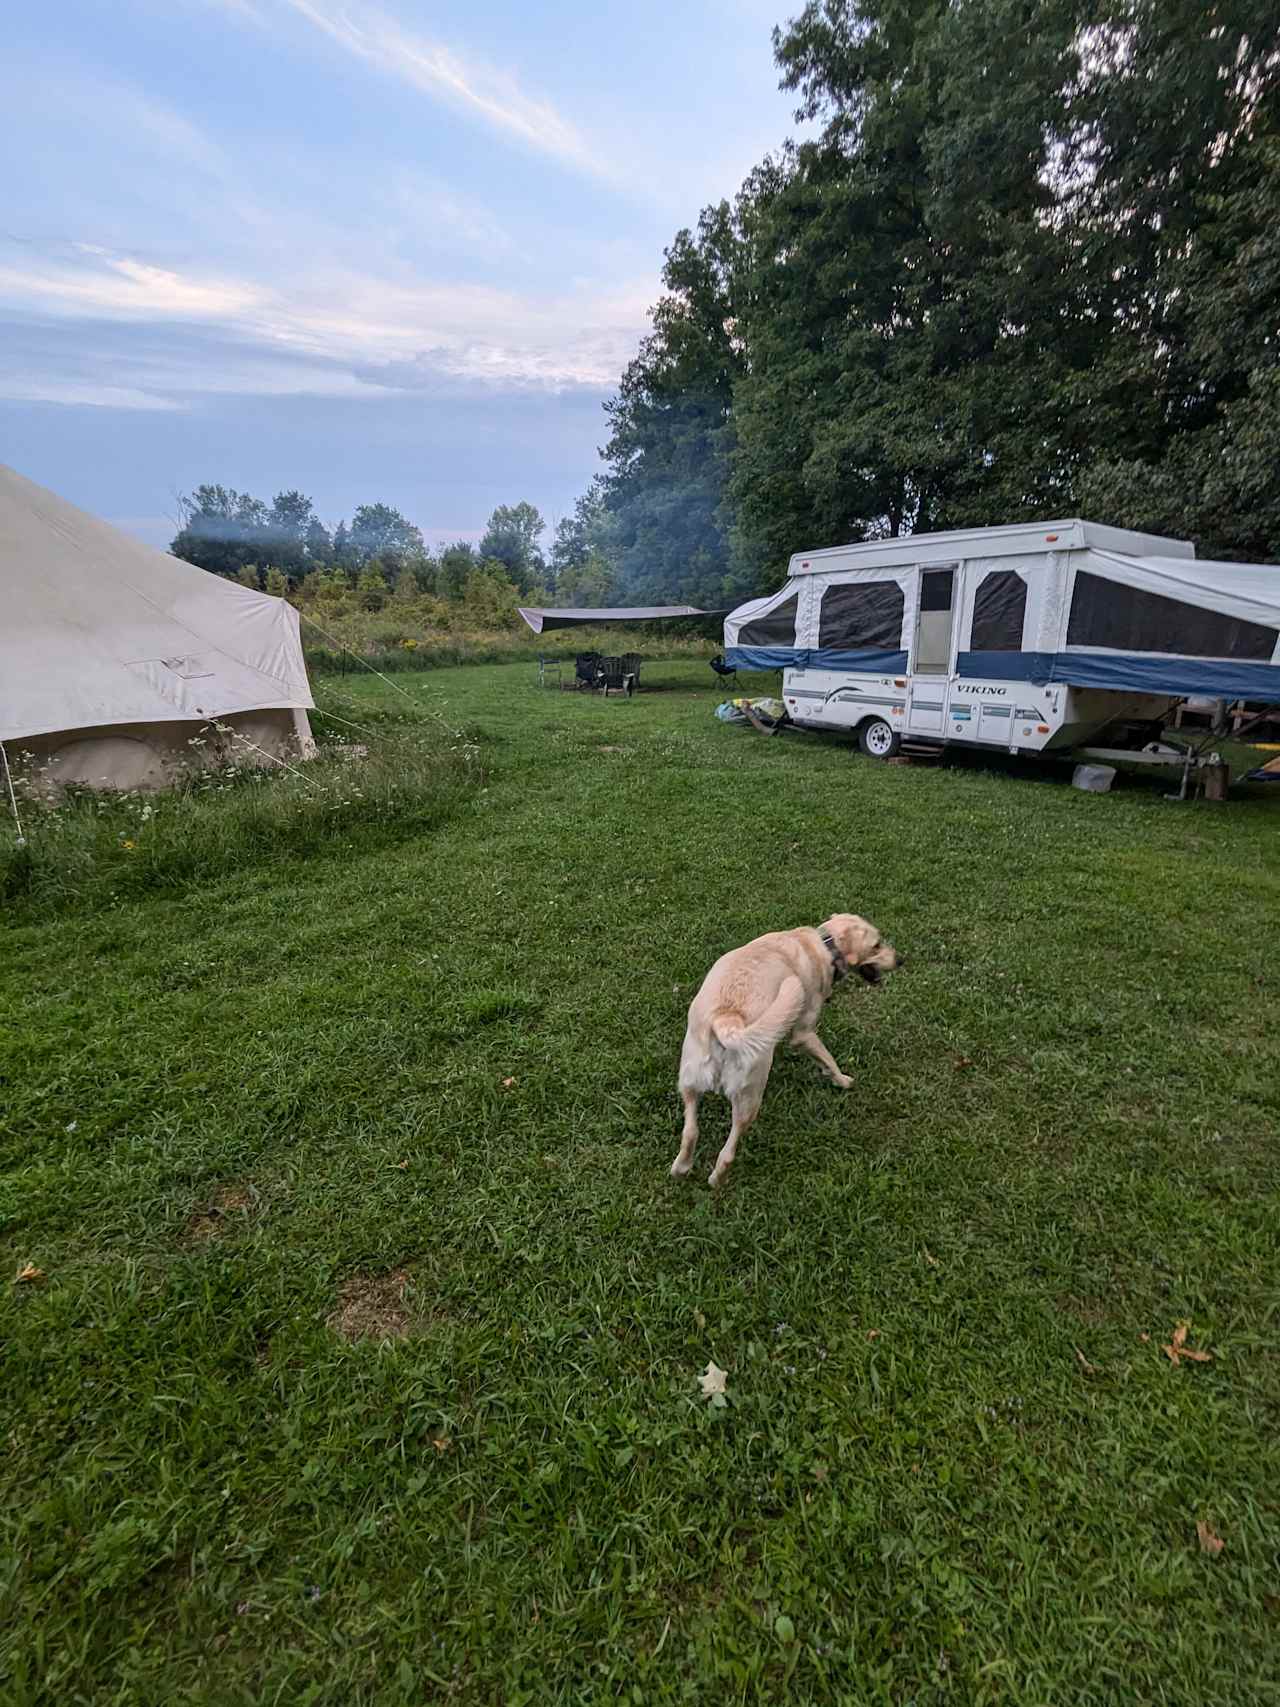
[1072,763,1116,793]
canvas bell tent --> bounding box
[723,519,1280,758]
[0,464,314,791]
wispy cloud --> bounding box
[0,239,649,401]
[0,377,181,411]
[0,249,261,322]
[228,0,605,177]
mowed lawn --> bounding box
[3,660,1279,1705]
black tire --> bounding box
[858,717,901,760]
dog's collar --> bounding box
[819,927,847,983]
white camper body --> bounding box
[723,520,1280,757]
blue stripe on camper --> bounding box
[725,646,908,673]
[957,651,1280,702]
[731,646,1280,700]
[956,651,1056,682]
[724,646,802,670]
[1049,652,1280,700]
[810,648,909,673]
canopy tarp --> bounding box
[518,604,725,635]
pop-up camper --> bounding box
[723,520,1280,758]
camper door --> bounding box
[905,564,959,735]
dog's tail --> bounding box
[710,976,806,1060]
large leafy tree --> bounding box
[600,203,746,606]
[169,485,271,578]
[548,479,619,606]
[478,502,547,593]
[1069,1,1280,559]
[728,0,1105,581]
[591,0,1280,591]
[171,485,329,579]
[346,503,426,579]
[436,541,477,601]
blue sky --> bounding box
[2,0,799,549]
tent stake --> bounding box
[0,742,26,847]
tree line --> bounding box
[590,0,1280,606]
[170,483,627,612]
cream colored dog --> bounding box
[670,914,901,1187]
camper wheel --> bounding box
[858,717,901,760]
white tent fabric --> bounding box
[1,464,313,741]
[1,464,314,788]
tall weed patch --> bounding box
[1,710,481,921]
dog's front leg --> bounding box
[793,1030,853,1090]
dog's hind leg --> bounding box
[708,1090,761,1189]
[670,1089,702,1178]
[793,1030,853,1090]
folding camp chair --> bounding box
[709,653,737,689]
[563,651,602,691]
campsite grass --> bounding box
[2,659,1278,1704]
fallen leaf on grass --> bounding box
[430,1437,452,1453]
[953,1057,974,1071]
[1139,1332,1150,1343]
[699,1361,728,1406]
[866,1329,881,1341]
[15,1263,45,1285]
[501,1077,516,1089]
[923,1248,940,1268]
[1164,1321,1213,1365]
[1075,1346,1099,1375]
[1196,1520,1225,1557]
[392,1159,409,1170]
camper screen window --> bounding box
[919,569,954,612]
[970,570,1027,650]
[818,580,905,650]
[738,593,799,648]
[1067,572,1277,660]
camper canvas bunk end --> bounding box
[722,519,1280,759]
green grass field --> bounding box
[3,660,1278,1704]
